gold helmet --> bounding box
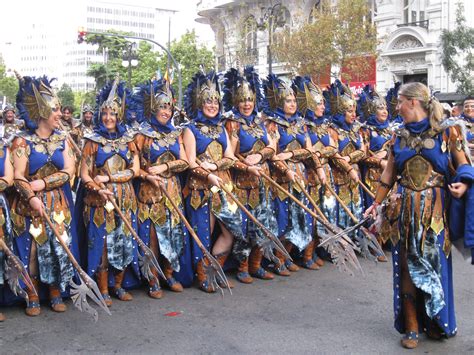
[328,80,355,115]
[293,76,324,117]
[264,74,295,112]
[184,70,222,118]
[97,76,128,123]
[15,72,61,129]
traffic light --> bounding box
[77,28,87,44]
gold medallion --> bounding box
[104,200,115,213]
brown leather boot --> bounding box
[114,270,133,301]
[163,260,183,292]
[25,277,41,317]
[148,271,163,299]
[214,252,234,288]
[236,258,253,284]
[196,259,216,293]
[96,268,112,307]
[49,285,67,312]
[401,294,419,349]
[274,249,291,276]
[302,240,320,270]
[284,242,299,272]
[249,247,274,280]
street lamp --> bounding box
[257,3,285,75]
[122,42,138,88]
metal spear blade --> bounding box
[70,272,112,321]
[4,252,33,304]
[202,248,232,296]
[138,245,166,283]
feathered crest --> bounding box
[184,70,221,119]
[132,79,174,123]
[15,73,61,131]
[93,76,131,126]
[222,66,264,113]
[262,74,294,115]
[358,84,387,121]
[385,82,401,118]
[292,76,324,118]
[327,80,355,115]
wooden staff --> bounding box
[151,179,231,293]
[41,211,111,318]
[98,183,166,280]
[324,183,358,223]
[358,180,376,199]
[195,159,290,259]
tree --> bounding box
[157,30,215,93]
[440,1,474,94]
[57,83,75,109]
[0,55,18,104]
[272,0,378,81]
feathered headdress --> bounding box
[132,79,174,123]
[184,70,221,119]
[222,66,265,113]
[292,76,324,118]
[15,73,61,131]
[385,82,402,119]
[93,76,131,126]
[262,74,295,115]
[358,84,387,121]
[327,80,355,115]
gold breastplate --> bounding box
[197,140,223,163]
[400,155,445,191]
[241,139,266,158]
[30,162,59,180]
[98,154,127,175]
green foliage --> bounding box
[73,91,96,116]
[272,0,378,81]
[57,83,75,109]
[440,2,474,94]
[157,30,215,94]
[0,55,18,104]
[85,29,132,60]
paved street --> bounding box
[1,249,473,354]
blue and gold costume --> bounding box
[79,79,139,305]
[327,80,365,230]
[293,76,336,267]
[223,66,278,282]
[183,71,244,292]
[263,74,313,275]
[388,118,473,338]
[133,79,189,295]
[12,75,79,315]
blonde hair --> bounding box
[399,82,444,130]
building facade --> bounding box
[196,0,473,94]
[6,0,177,92]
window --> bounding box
[403,0,427,24]
[242,16,257,52]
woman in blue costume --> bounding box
[222,66,278,283]
[293,76,335,268]
[326,80,365,231]
[365,82,474,349]
[182,71,245,293]
[358,86,393,260]
[12,75,78,316]
[133,79,189,297]
[359,85,391,206]
[263,75,323,275]
[79,78,140,307]
[0,131,15,321]
[460,95,474,151]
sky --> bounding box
[0,0,214,46]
